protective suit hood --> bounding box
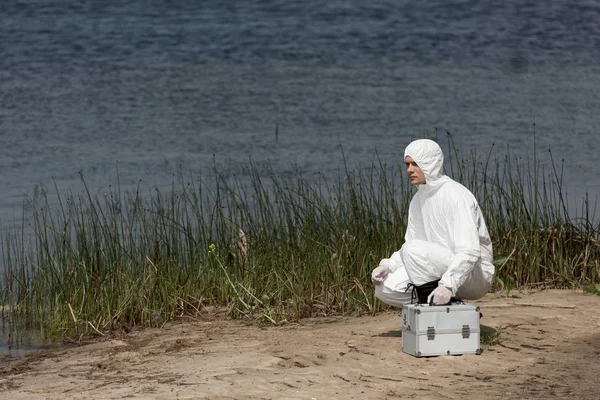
[404,139,450,191]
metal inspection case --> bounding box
[401,302,482,357]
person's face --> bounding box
[405,156,426,185]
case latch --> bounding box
[427,326,436,340]
[462,324,471,339]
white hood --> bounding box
[404,139,451,191]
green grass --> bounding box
[481,325,504,348]
[1,132,599,344]
[583,282,600,296]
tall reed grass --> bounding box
[1,135,599,342]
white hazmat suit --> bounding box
[372,139,495,306]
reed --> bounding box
[1,134,598,342]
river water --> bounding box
[1,0,599,353]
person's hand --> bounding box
[370,265,390,285]
[427,285,452,305]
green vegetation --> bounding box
[584,283,600,296]
[481,325,504,348]
[1,133,599,344]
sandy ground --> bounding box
[1,289,599,400]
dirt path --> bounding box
[1,289,599,399]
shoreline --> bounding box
[2,289,599,399]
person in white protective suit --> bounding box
[371,139,495,306]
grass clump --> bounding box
[481,325,504,348]
[1,133,599,344]
[583,283,600,296]
[1,156,412,342]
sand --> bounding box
[1,289,599,400]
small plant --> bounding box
[584,283,600,296]
[481,325,503,348]
[494,275,518,299]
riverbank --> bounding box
[1,289,598,399]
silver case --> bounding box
[401,302,482,357]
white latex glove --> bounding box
[427,285,453,305]
[370,265,390,285]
